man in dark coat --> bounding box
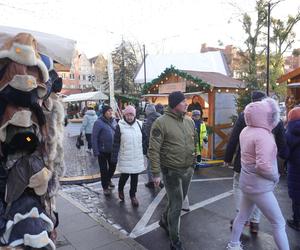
[224,90,287,234]
[283,107,300,231]
[142,104,162,188]
[92,105,117,196]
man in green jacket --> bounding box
[148,91,197,250]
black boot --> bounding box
[170,240,184,250]
[287,219,300,231]
[145,181,155,189]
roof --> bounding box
[60,88,82,95]
[62,91,108,102]
[54,63,70,72]
[181,70,245,88]
[134,51,231,84]
[277,67,300,83]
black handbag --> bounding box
[76,133,84,149]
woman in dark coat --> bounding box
[285,107,300,231]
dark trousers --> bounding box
[98,153,116,189]
[292,199,300,223]
[118,173,139,198]
[85,134,92,149]
[161,166,194,244]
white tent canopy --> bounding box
[134,51,230,84]
[62,91,108,102]
[0,26,76,66]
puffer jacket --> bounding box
[239,98,280,194]
[285,119,300,202]
[225,112,286,173]
[111,119,145,174]
[80,110,97,134]
[91,116,117,155]
[148,108,197,177]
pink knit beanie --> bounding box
[123,105,136,116]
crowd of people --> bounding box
[77,90,299,250]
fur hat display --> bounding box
[0,33,49,83]
[0,61,47,98]
[0,105,39,142]
[168,91,185,109]
[288,107,300,122]
[0,31,65,249]
[123,105,136,116]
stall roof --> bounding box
[277,67,300,83]
[62,91,108,102]
[181,70,245,88]
[135,51,230,84]
[287,82,300,88]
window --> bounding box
[69,74,75,80]
[83,75,86,80]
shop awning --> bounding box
[62,91,108,102]
[287,82,300,88]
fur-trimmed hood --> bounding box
[244,97,280,131]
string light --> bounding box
[276,82,279,86]
[245,88,249,91]
[226,89,229,93]
[235,89,238,92]
[218,89,221,93]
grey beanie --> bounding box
[145,104,156,116]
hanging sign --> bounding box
[159,82,186,94]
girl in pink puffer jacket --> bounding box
[227,98,289,250]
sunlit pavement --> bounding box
[61,166,299,250]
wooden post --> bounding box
[207,90,215,159]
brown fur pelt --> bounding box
[43,93,65,198]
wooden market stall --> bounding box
[277,67,300,116]
[142,66,245,159]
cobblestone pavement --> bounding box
[60,167,300,250]
[63,123,99,177]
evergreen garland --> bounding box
[142,66,211,94]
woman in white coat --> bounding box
[111,105,145,207]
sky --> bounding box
[0,0,299,58]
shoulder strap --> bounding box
[102,117,116,131]
[136,120,142,132]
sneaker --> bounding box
[287,219,300,231]
[108,181,115,189]
[226,243,243,250]
[103,189,111,196]
[250,222,259,234]
[145,182,155,189]
[170,240,184,250]
[131,197,139,207]
[118,191,125,201]
[159,219,169,236]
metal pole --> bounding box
[266,2,271,96]
[143,44,146,85]
[108,53,115,112]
